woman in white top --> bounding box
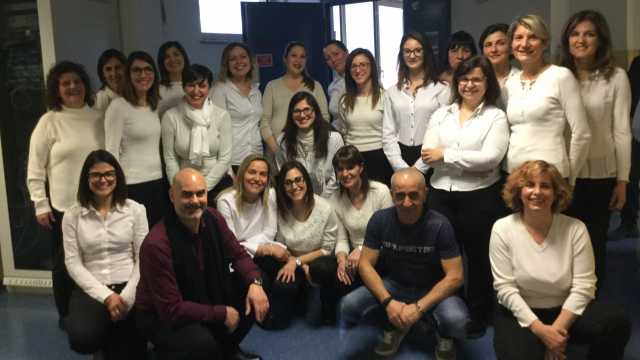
[559,10,632,291]
[323,40,349,133]
[105,51,166,227]
[273,161,338,328]
[27,61,104,324]
[63,150,147,359]
[478,23,521,108]
[383,32,450,174]
[157,41,191,118]
[504,14,591,183]
[421,55,509,336]
[276,91,343,198]
[211,42,263,173]
[490,160,630,360]
[308,145,392,322]
[162,64,232,203]
[340,48,393,185]
[261,41,329,156]
[94,49,126,112]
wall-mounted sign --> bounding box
[256,53,273,67]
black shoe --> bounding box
[231,348,262,360]
[465,319,487,339]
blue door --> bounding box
[241,2,331,92]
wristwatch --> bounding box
[295,257,302,267]
[252,277,263,286]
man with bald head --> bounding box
[340,168,468,359]
[136,168,268,360]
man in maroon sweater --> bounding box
[136,168,268,360]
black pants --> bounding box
[308,255,361,322]
[253,256,303,330]
[566,177,616,291]
[207,174,234,205]
[127,178,169,228]
[493,302,630,360]
[52,208,73,320]
[398,143,421,166]
[427,181,506,323]
[65,284,147,359]
[137,278,254,360]
[621,139,640,228]
[361,148,393,187]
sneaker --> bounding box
[374,327,410,357]
[435,334,456,360]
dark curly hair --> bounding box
[46,61,94,111]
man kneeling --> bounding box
[135,168,268,360]
[340,168,468,359]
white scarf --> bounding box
[182,99,212,166]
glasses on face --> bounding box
[392,191,421,203]
[89,171,116,181]
[403,48,423,57]
[459,76,486,86]
[284,176,305,189]
[130,66,153,75]
[350,62,371,71]
[292,107,314,117]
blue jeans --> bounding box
[339,277,468,357]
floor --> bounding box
[1,217,638,360]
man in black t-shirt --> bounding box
[339,168,468,359]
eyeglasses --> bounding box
[392,191,421,203]
[459,76,486,85]
[89,171,116,181]
[130,66,154,75]
[350,62,371,71]
[292,107,314,117]
[402,48,423,57]
[284,176,305,189]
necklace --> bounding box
[520,78,536,91]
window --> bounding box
[199,0,263,43]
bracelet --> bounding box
[415,301,423,314]
[380,296,393,309]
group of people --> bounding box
[26,9,635,360]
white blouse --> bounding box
[577,68,631,181]
[63,199,148,310]
[158,82,184,118]
[94,87,119,113]
[422,103,509,191]
[328,75,346,132]
[210,80,263,166]
[505,65,591,182]
[382,81,450,171]
[216,188,281,257]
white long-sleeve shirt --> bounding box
[505,65,591,182]
[341,94,385,152]
[210,80,263,166]
[63,199,148,310]
[490,213,596,327]
[328,75,346,132]
[104,97,163,184]
[275,131,344,198]
[27,106,104,214]
[94,87,119,113]
[276,195,338,256]
[329,181,392,255]
[577,68,632,181]
[161,101,232,190]
[382,82,450,171]
[422,103,509,191]
[158,82,184,118]
[216,188,282,257]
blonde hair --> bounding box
[508,14,550,46]
[502,160,573,213]
[219,154,272,213]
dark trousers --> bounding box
[52,208,73,319]
[398,143,421,165]
[137,278,253,360]
[566,177,616,291]
[127,178,169,228]
[308,255,361,322]
[621,139,640,227]
[361,148,393,187]
[493,302,631,360]
[65,284,147,359]
[253,256,303,329]
[207,174,234,205]
[427,181,506,323]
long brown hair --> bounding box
[396,32,440,90]
[341,48,382,113]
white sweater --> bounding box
[490,213,596,327]
[94,87,119,113]
[276,195,338,256]
[104,97,162,184]
[158,82,184,119]
[216,188,281,257]
[341,94,385,152]
[505,65,591,182]
[576,68,632,181]
[329,181,392,254]
[161,101,232,190]
[27,106,104,214]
